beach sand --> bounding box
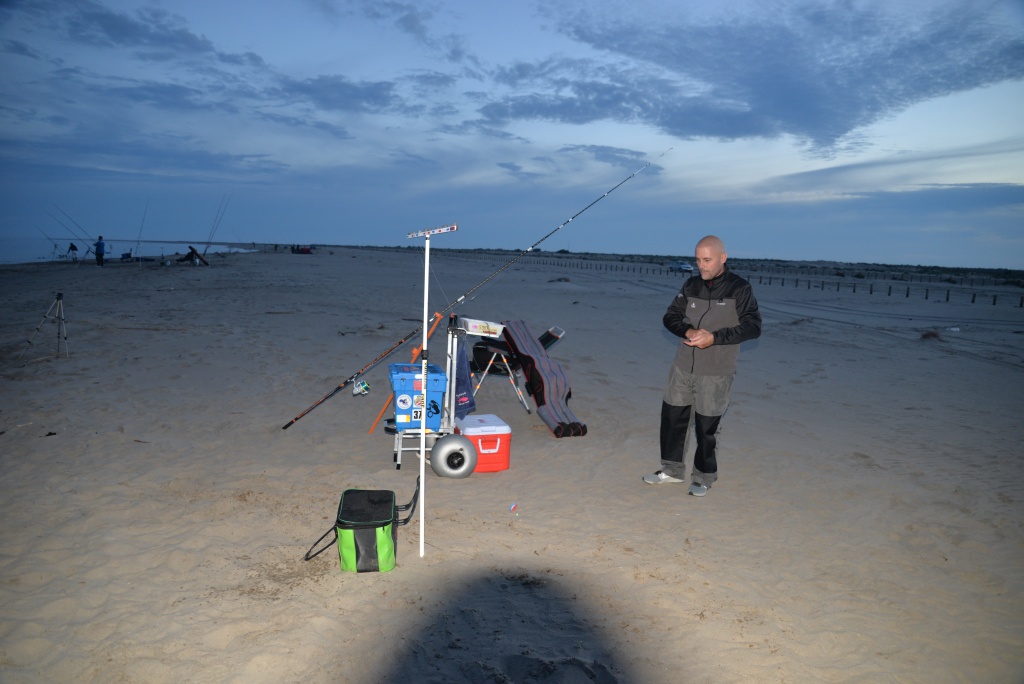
[2,248,1022,682]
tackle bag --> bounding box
[303,477,419,573]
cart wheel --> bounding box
[429,434,477,479]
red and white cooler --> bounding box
[454,414,511,473]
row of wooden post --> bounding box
[756,275,1020,307]
[512,257,1023,307]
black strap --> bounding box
[395,476,420,526]
[303,527,336,561]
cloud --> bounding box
[2,39,44,60]
[404,70,458,90]
[4,132,287,182]
[517,1,1024,150]
[496,161,543,181]
[558,144,658,173]
[351,0,474,65]
[380,1,433,43]
[761,137,1024,194]
[102,80,222,112]
[277,74,400,113]
[258,112,352,140]
[857,183,1024,216]
[24,0,267,69]
[62,1,216,55]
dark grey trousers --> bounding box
[659,370,734,484]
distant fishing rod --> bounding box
[204,195,230,258]
[281,149,670,430]
[134,202,148,260]
[34,225,61,257]
[46,211,82,243]
[49,204,94,243]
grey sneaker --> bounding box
[688,483,709,497]
[643,470,684,484]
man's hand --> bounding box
[684,328,715,349]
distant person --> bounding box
[93,236,106,266]
[643,235,761,496]
[67,242,78,263]
[176,245,208,266]
[178,246,198,264]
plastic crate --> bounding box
[388,363,446,431]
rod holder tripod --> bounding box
[21,292,70,359]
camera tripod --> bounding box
[21,292,70,359]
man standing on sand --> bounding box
[93,236,106,267]
[644,235,761,496]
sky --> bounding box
[1,0,1023,268]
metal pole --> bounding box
[406,223,457,558]
[419,233,429,558]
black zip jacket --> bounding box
[663,267,761,375]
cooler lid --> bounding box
[455,413,511,434]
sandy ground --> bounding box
[1,248,1022,683]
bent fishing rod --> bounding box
[281,149,669,430]
[134,202,148,259]
[49,204,94,243]
[204,194,230,258]
[47,211,88,245]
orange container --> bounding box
[455,414,511,473]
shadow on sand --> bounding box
[381,567,636,683]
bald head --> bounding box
[694,235,727,281]
[696,235,725,254]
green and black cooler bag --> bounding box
[304,477,419,573]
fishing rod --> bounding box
[281,149,670,430]
[50,204,94,243]
[47,209,89,244]
[34,225,62,259]
[203,195,230,258]
[134,202,148,262]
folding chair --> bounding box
[465,319,564,415]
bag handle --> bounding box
[395,476,420,527]
[303,527,336,561]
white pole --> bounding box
[419,234,430,558]
[405,223,457,560]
